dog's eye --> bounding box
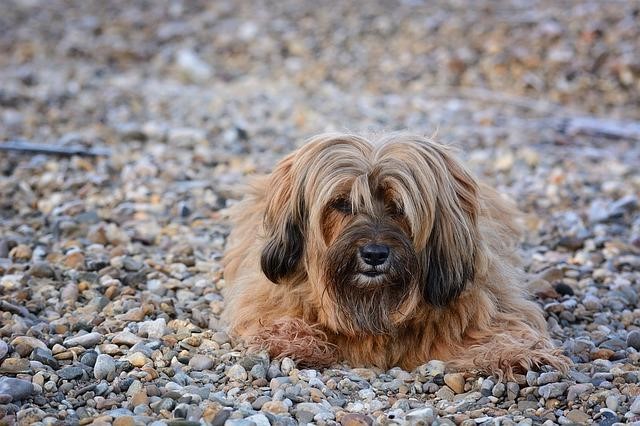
[331,198,353,214]
[388,203,404,217]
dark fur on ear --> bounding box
[259,153,306,284]
[421,211,476,306]
[261,219,304,283]
[417,144,481,307]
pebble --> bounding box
[0,341,8,360]
[261,400,289,414]
[0,358,31,373]
[31,347,59,369]
[627,331,640,350]
[539,382,569,399]
[63,332,103,348]
[81,350,99,367]
[58,366,84,380]
[0,377,35,402]
[11,336,47,357]
[443,373,465,394]
[138,318,167,339]
[189,355,214,371]
[112,330,143,346]
[128,352,149,367]
[226,364,248,381]
[94,354,117,380]
[480,378,495,397]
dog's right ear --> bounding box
[260,154,306,284]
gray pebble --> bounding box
[80,350,98,367]
[94,354,116,380]
[0,340,8,360]
[63,332,103,348]
[189,354,214,371]
[538,382,569,399]
[480,378,495,396]
[492,382,506,398]
[0,377,35,402]
[627,330,640,350]
[31,347,59,369]
[537,371,562,385]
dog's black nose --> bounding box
[360,243,390,266]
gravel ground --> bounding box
[1,1,640,425]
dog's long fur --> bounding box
[222,133,568,378]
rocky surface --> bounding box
[1,0,640,425]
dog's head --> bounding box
[260,133,484,335]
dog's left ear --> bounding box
[260,154,306,284]
[420,146,481,307]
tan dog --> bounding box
[222,133,567,377]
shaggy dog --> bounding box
[222,133,567,377]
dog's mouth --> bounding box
[359,269,384,278]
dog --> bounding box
[222,133,568,378]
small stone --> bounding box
[261,400,289,415]
[420,360,446,377]
[406,407,435,424]
[138,318,167,339]
[175,50,213,83]
[30,261,55,278]
[492,382,506,398]
[0,358,31,373]
[94,354,116,380]
[31,347,59,369]
[0,377,35,401]
[81,350,98,367]
[128,352,149,367]
[293,403,328,424]
[480,378,495,396]
[341,413,373,426]
[9,244,32,261]
[212,331,230,345]
[188,355,214,371]
[444,373,465,394]
[16,407,46,424]
[280,357,295,375]
[539,382,569,399]
[606,394,619,411]
[506,382,519,400]
[112,330,143,346]
[0,340,8,360]
[63,332,103,348]
[113,416,136,426]
[630,396,640,414]
[627,330,640,350]
[63,251,85,269]
[245,414,271,426]
[58,366,84,380]
[537,371,562,385]
[566,409,590,424]
[250,363,267,380]
[226,364,248,381]
[11,336,48,357]
[436,386,455,401]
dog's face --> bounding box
[260,134,482,336]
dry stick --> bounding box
[0,140,110,157]
[0,300,43,323]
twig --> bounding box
[563,117,640,141]
[0,300,43,323]
[0,140,110,157]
